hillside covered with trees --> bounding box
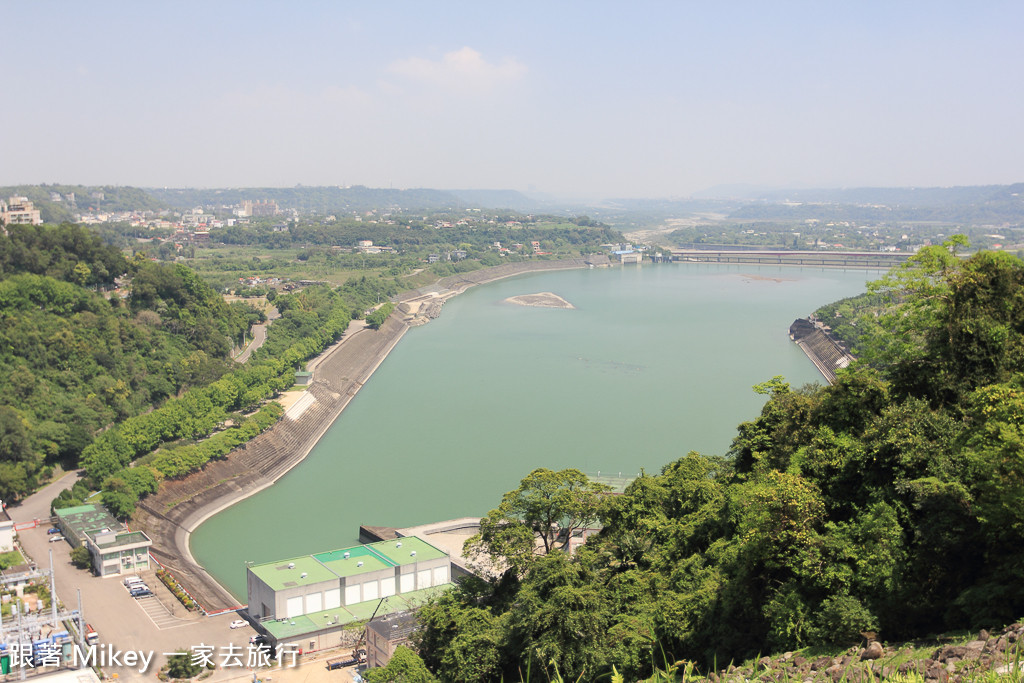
[410,239,1024,681]
[0,224,260,501]
[0,222,387,520]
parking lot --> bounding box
[9,472,265,682]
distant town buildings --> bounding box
[233,199,280,218]
[0,196,43,225]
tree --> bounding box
[70,545,91,570]
[465,468,609,576]
[0,462,32,501]
[0,406,32,463]
[365,302,395,329]
[363,646,437,683]
[100,477,137,520]
[508,552,614,679]
[165,651,202,679]
[414,586,506,682]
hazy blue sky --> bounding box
[4,2,1022,198]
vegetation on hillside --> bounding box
[70,282,354,518]
[0,222,398,514]
[412,238,1024,682]
[0,224,261,501]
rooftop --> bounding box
[55,504,122,540]
[93,530,151,549]
[366,537,447,566]
[249,536,450,590]
[366,611,419,641]
[313,546,391,578]
[250,555,340,592]
[261,585,451,641]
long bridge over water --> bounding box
[671,249,912,268]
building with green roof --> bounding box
[53,504,152,577]
[246,537,451,625]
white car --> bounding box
[229,619,247,629]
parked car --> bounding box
[229,619,247,629]
[48,535,65,543]
[250,634,268,645]
[47,527,61,535]
[123,576,144,587]
[130,588,153,598]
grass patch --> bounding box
[0,550,25,570]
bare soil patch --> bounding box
[504,292,575,309]
[738,273,797,283]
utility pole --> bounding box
[50,549,57,625]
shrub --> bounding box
[70,546,91,569]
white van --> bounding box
[123,576,144,587]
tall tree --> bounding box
[465,468,609,576]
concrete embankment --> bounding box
[397,258,588,302]
[789,318,855,384]
[134,316,410,610]
[133,258,589,611]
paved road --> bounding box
[14,469,81,523]
[234,306,280,364]
[234,323,268,363]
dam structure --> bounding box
[673,249,910,269]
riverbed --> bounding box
[191,263,872,599]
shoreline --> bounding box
[137,257,860,609]
[133,258,589,611]
[175,320,410,596]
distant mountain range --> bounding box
[145,186,547,214]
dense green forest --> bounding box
[0,222,391,517]
[410,240,1024,682]
[61,262,416,517]
[63,280,360,517]
[0,224,259,501]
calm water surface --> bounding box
[192,264,872,598]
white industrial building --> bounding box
[245,536,452,652]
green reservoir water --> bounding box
[192,264,872,599]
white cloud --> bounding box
[388,47,526,93]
